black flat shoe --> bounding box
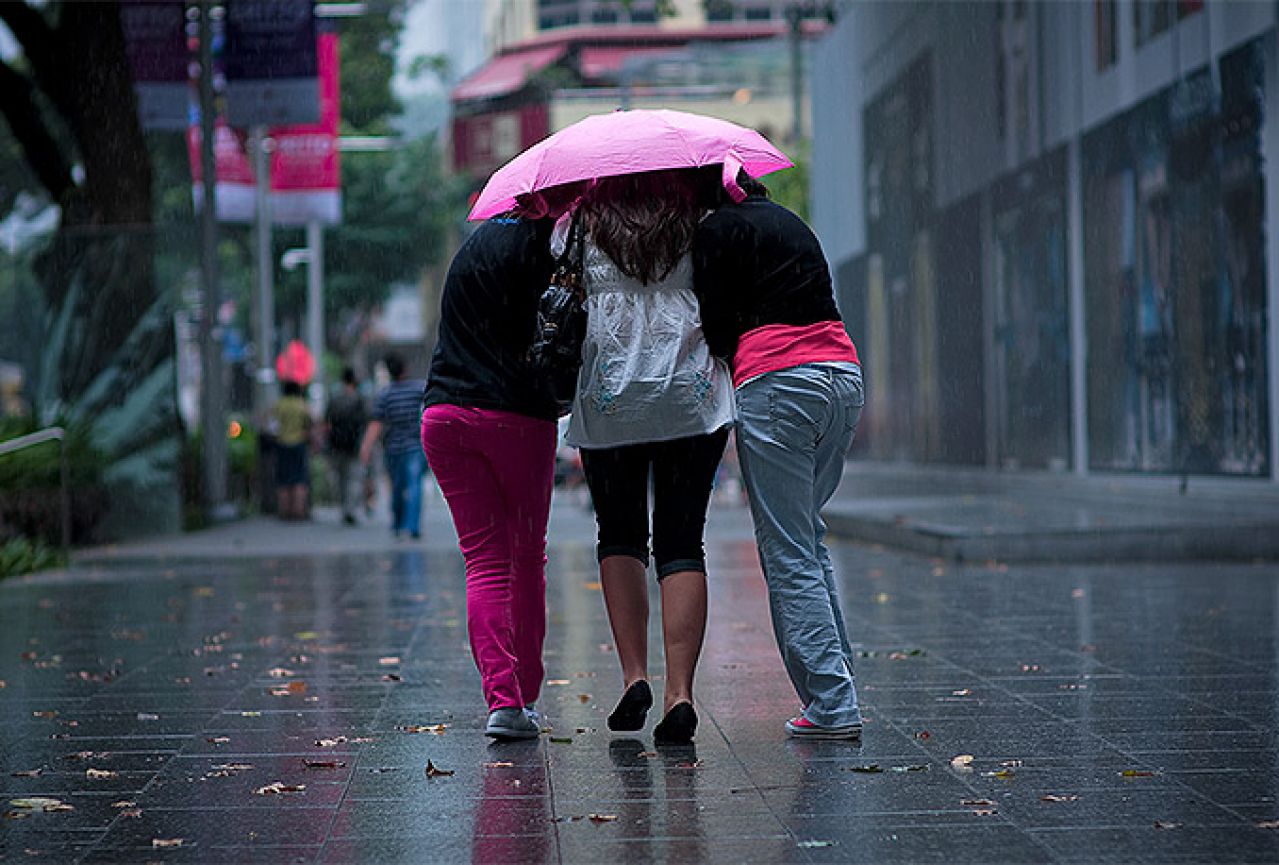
[653,701,697,744]
[607,680,653,732]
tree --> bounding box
[0,1,179,538]
[0,1,161,400]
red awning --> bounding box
[578,45,681,80]
[452,45,568,102]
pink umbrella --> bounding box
[275,340,316,385]
[467,108,791,221]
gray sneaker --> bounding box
[486,707,539,740]
[523,705,542,727]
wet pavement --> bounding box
[2,481,1279,863]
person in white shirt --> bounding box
[565,168,734,745]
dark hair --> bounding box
[384,353,405,380]
[580,168,703,284]
[341,367,357,386]
[282,380,303,397]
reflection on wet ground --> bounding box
[1,499,1278,863]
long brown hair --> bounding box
[580,168,704,284]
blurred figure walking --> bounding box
[359,353,426,539]
[271,380,313,520]
[325,367,367,525]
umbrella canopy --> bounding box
[275,340,316,385]
[468,108,791,221]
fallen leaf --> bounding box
[890,764,930,773]
[302,760,346,769]
[266,667,295,678]
[120,808,142,819]
[549,736,573,744]
[577,694,591,703]
[1153,820,1182,830]
[152,838,184,848]
[797,840,837,848]
[1256,820,1279,829]
[206,736,230,745]
[425,760,454,778]
[31,710,58,719]
[397,724,447,734]
[10,768,44,778]
[293,631,320,641]
[546,678,571,686]
[984,768,1017,780]
[378,656,400,666]
[846,764,883,773]
[314,737,348,747]
[1120,769,1157,778]
[676,760,703,769]
[9,798,72,812]
[952,689,973,696]
[110,801,137,808]
[587,813,617,823]
[950,754,975,770]
[914,730,931,740]
[962,798,996,807]
[381,673,402,682]
[240,711,262,717]
[1040,794,1079,803]
[972,809,997,817]
[255,782,305,795]
[483,762,514,768]
[86,769,117,779]
[3,810,28,820]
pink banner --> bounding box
[189,31,341,225]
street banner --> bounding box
[223,0,320,127]
[188,30,341,225]
[119,0,189,131]
[269,28,342,225]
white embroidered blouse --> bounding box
[564,240,735,449]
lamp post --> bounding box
[281,224,325,413]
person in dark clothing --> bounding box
[692,173,866,740]
[325,367,367,525]
[360,353,426,539]
[421,185,581,741]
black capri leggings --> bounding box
[580,428,730,579]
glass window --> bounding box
[1094,0,1118,70]
[706,0,735,21]
[744,6,772,21]
[1134,0,1173,47]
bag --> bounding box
[530,215,587,414]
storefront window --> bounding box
[1083,43,1270,476]
[1094,0,1118,70]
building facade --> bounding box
[812,0,1278,481]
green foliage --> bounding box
[0,417,102,492]
[0,415,107,545]
[768,139,810,222]
[275,133,464,329]
[338,2,407,133]
[0,536,66,580]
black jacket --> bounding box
[692,196,842,359]
[423,218,561,422]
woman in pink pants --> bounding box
[420,208,565,740]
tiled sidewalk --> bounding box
[2,497,1278,863]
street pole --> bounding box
[787,4,804,142]
[305,220,325,413]
[197,0,228,515]
[252,125,276,419]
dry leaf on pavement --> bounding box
[425,760,454,778]
[255,782,305,795]
[152,838,184,848]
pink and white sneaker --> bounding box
[785,715,862,740]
